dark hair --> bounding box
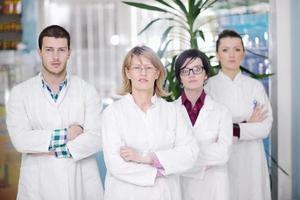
[38,25,70,50]
[175,49,211,83]
[216,29,244,52]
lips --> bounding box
[138,78,148,82]
[51,62,61,67]
[188,79,198,83]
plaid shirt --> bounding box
[42,76,72,158]
[48,128,71,158]
[42,78,68,102]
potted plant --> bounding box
[123,0,273,101]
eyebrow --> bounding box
[43,46,68,49]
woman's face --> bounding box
[217,37,245,72]
[125,55,159,93]
[180,58,207,91]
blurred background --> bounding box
[0,0,299,199]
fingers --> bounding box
[119,146,143,163]
[248,104,268,123]
[67,125,83,141]
[120,146,135,161]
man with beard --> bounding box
[6,25,103,200]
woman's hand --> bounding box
[120,146,152,164]
[248,104,268,123]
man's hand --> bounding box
[67,124,83,141]
[120,146,152,164]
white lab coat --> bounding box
[175,94,232,200]
[205,71,273,200]
[102,94,199,200]
[6,74,103,200]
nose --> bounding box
[229,49,234,57]
[52,50,59,60]
[140,67,147,75]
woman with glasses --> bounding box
[174,49,233,200]
[205,29,273,200]
[102,45,199,200]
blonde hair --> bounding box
[119,45,169,97]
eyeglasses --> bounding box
[180,66,204,76]
[130,64,157,74]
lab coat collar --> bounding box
[219,70,242,84]
[125,93,158,109]
[176,94,214,128]
[38,72,70,106]
[39,72,70,87]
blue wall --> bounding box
[291,0,300,199]
[21,0,37,51]
[96,151,106,187]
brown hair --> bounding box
[38,25,70,50]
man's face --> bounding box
[39,36,70,77]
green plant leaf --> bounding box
[122,1,169,12]
[188,0,196,14]
[241,66,273,79]
[250,73,274,79]
[246,49,268,59]
[138,18,174,35]
[192,7,201,19]
[194,29,205,41]
[158,39,173,58]
[195,0,204,9]
[209,65,220,77]
[155,0,176,10]
[240,66,257,76]
[160,26,175,44]
[173,0,188,16]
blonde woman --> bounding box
[102,46,199,200]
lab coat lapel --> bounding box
[193,95,214,129]
[175,96,193,128]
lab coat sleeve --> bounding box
[67,85,102,161]
[6,86,52,153]
[102,106,157,186]
[154,106,199,175]
[239,83,273,140]
[196,108,232,167]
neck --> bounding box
[184,87,203,106]
[221,68,240,80]
[131,89,154,112]
[42,69,66,93]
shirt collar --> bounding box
[39,72,69,89]
[181,90,206,106]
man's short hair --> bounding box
[38,25,70,49]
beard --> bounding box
[42,60,67,77]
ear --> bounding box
[38,48,42,57]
